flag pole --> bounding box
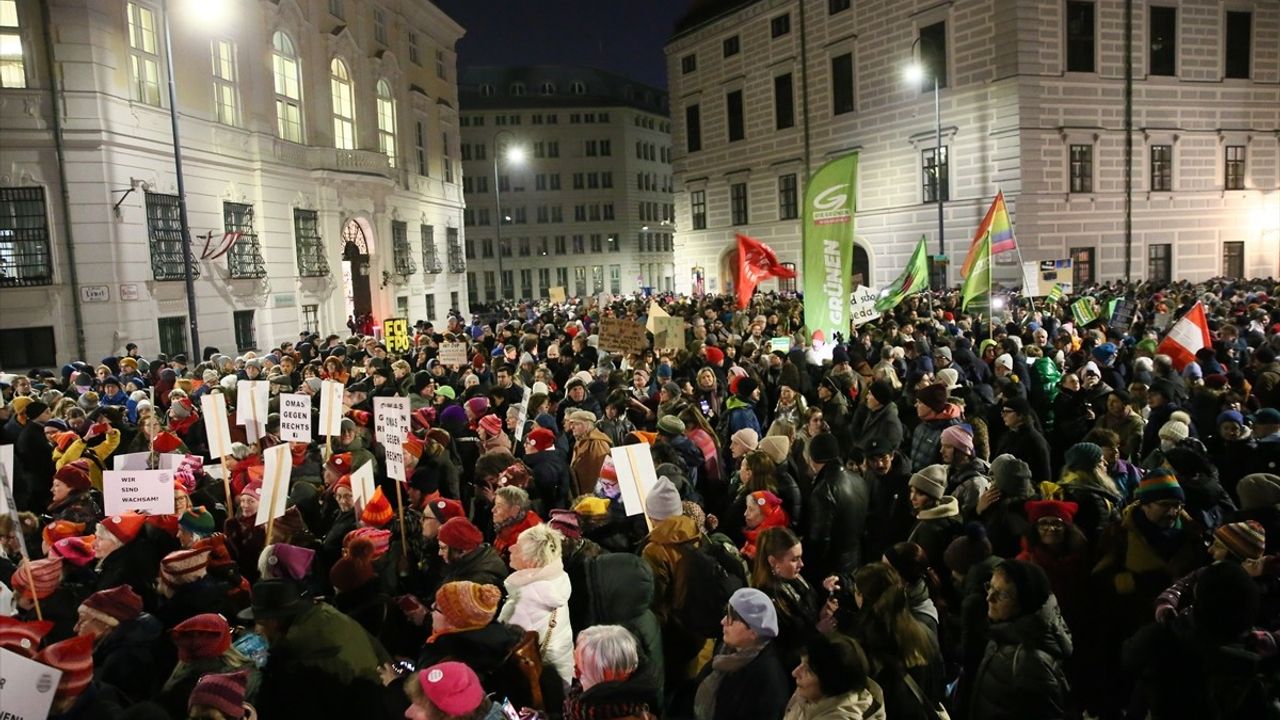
[988,231,994,342]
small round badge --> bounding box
[427,668,444,683]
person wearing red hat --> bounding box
[188,669,253,720]
[0,615,54,658]
[75,584,165,704]
[41,519,87,554]
[405,661,497,720]
[523,426,571,514]
[225,483,268,585]
[161,614,256,717]
[422,497,466,540]
[47,458,101,526]
[359,486,395,528]
[11,556,79,644]
[1017,499,1091,631]
[35,634,98,716]
[741,490,790,560]
[438,517,509,588]
[94,512,158,606]
[156,548,222,627]
[477,412,511,454]
[320,474,359,573]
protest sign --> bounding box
[103,469,175,515]
[255,444,291,527]
[236,380,269,442]
[1,648,63,720]
[113,452,152,471]
[850,285,882,327]
[1153,311,1173,331]
[644,301,669,332]
[374,397,410,445]
[319,380,345,437]
[549,286,566,303]
[0,445,12,514]
[515,386,532,442]
[385,439,405,484]
[279,394,312,443]
[384,316,411,353]
[1110,298,1137,333]
[159,453,202,472]
[651,316,685,350]
[438,341,468,366]
[768,337,792,353]
[351,461,377,509]
[1022,259,1075,297]
[200,393,234,459]
[612,444,658,530]
[599,317,649,355]
[1072,298,1100,326]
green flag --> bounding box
[802,153,858,343]
[875,236,930,313]
[1046,284,1064,304]
[960,232,991,311]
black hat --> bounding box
[808,432,840,464]
[1002,396,1032,415]
[996,559,1052,616]
[268,374,293,390]
[865,437,896,458]
[411,371,432,394]
[735,377,758,400]
[917,383,949,413]
[23,401,49,419]
[1193,561,1261,641]
[347,379,372,395]
[868,379,895,407]
[237,579,310,621]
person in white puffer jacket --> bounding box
[499,522,574,685]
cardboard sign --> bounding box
[612,444,659,529]
[384,317,411,353]
[1153,311,1173,331]
[1110,298,1137,333]
[651,316,685,350]
[0,444,13,515]
[549,286,566,303]
[236,380,269,442]
[103,469,176,515]
[1022,259,1074,297]
[255,444,291,527]
[598,317,649,355]
[644,301,669,332]
[319,380,345,437]
[384,438,405,484]
[159,453,202,472]
[350,461,376,509]
[1072,297,1100,326]
[279,394,312,443]
[438,341,468,366]
[113,452,153,471]
[768,337,792,354]
[200,393,234,459]
[374,397,410,446]
[1,648,63,720]
[850,285,882,327]
[514,386,532,443]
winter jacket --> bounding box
[782,682,887,720]
[639,515,700,626]
[759,575,818,673]
[563,671,661,720]
[154,577,225,628]
[1096,410,1146,461]
[95,538,161,609]
[907,497,963,574]
[525,448,571,513]
[571,428,613,497]
[494,510,543,562]
[994,424,1053,484]
[804,461,871,582]
[47,490,102,528]
[500,560,575,684]
[14,419,54,511]
[908,404,963,472]
[695,641,791,720]
[1055,469,1122,544]
[416,621,525,681]
[968,597,1073,720]
[864,453,916,562]
[947,458,991,521]
[443,544,510,588]
[579,552,665,701]
[820,394,855,459]
[850,402,904,457]
[54,429,121,492]
[93,612,168,705]
[1017,527,1092,630]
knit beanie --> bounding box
[418,662,486,717]
[0,615,54,658]
[79,585,142,627]
[731,428,760,452]
[806,432,840,464]
[41,520,86,548]
[171,613,233,662]
[261,543,315,581]
[344,527,391,559]
[944,523,993,575]
[160,549,210,587]
[11,557,62,600]
[1025,499,1079,524]
[1134,468,1185,505]
[908,465,948,501]
[178,507,216,537]
[645,476,683,521]
[868,379,894,406]
[427,497,467,523]
[438,517,484,553]
[326,452,353,476]
[360,486,394,527]
[1063,442,1105,471]
[1159,420,1190,443]
[330,538,377,593]
[434,581,501,631]
[990,454,1033,498]
[1214,520,1266,560]
[917,383,949,413]
[758,435,791,465]
[548,508,582,539]
[188,670,249,720]
[526,427,556,451]
[99,512,147,544]
[478,413,503,437]
[1237,473,1280,511]
[36,634,95,702]
[53,459,93,492]
[996,559,1053,615]
[656,415,686,436]
[939,426,974,456]
[465,397,490,418]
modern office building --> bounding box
[666,0,1279,295]
[458,65,675,304]
[0,0,468,367]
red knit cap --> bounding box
[153,431,183,453]
[418,662,486,717]
[80,585,143,626]
[404,434,425,460]
[526,427,556,451]
[434,581,501,631]
[344,526,391,559]
[160,548,210,587]
[427,497,466,523]
[438,517,483,553]
[54,431,79,452]
[53,459,93,492]
[11,557,62,600]
[1025,499,1080,524]
[188,669,249,719]
[333,474,352,491]
[171,613,232,662]
[99,512,147,544]
[705,346,724,365]
[359,486,394,527]
[192,534,235,571]
[0,616,54,657]
[478,414,503,437]
[330,537,377,593]
[41,520,86,548]
[51,535,97,567]
[36,634,95,701]
[326,452,353,475]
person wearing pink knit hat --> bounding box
[404,661,493,720]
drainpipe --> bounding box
[797,0,812,184]
[1123,0,1134,280]
[40,0,86,359]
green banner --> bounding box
[802,153,859,344]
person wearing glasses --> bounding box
[1017,500,1092,633]
[692,587,790,720]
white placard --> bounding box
[279,394,312,443]
[0,444,13,515]
[514,386,532,442]
[255,444,292,527]
[384,440,405,484]
[319,380,345,437]
[0,647,63,720]
[850,285,882,327]
[374,397,411,445]
[438,341,468,366]
[113,451,152,471]
[236,380,269,442]
[200,393,234,459]
[158,453,202,471]
[350,461,376,510]
[103,469,176,516]
[612,444,658,524]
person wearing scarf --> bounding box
[693,587,790,720]
[741,490,789,560]
[413,580,524,688]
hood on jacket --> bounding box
[505,562,572,607]
[584,552,654,624]
[917,496,960,520]
[647,514,699,546]
[987,595,1073,661]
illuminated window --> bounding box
[272,32,303,142]
[331,58,355,150]
[376,79,397,167]
[126,2,162,106]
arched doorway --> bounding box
[719,249,738,296]
[341,219,373,324]
[852,244,870,286]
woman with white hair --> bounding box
[499,523,574,685]
[564,625,658,720]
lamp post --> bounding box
[905,38,944,289]
[161,0,200,357]
[491,130,525,303]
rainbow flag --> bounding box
[961,191,1017,277]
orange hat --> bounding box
[434,581,501,631]
[404,435,425,460]
[160,548,211,587]
[360,486,394,527]
[0,616,54,657]
[99,512,147,544]
[36,634,95,701]
[54,431,80,452]
[41,520,86,548]
[11,557,63,600]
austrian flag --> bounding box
[736,234,797,309]
[1156,301,1212,371]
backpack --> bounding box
[673,537,747,638]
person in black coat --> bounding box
[77,586,170,706]
[801,432,870,586]
[93,514,161,610]
[153,549,224,628]
[994,397,1052,485]
[521,428,571,512]
[693,588,791,720]
[13,400,54,511]
[850,380,905,457]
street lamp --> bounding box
[491,129,525,302]
[161,0,201,357]
[905,37,944,289]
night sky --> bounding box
[439,0,690,89]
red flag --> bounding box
[1156,301,1212,371]
[736,234,796,309]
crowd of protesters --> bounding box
[2,277,1279,720]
